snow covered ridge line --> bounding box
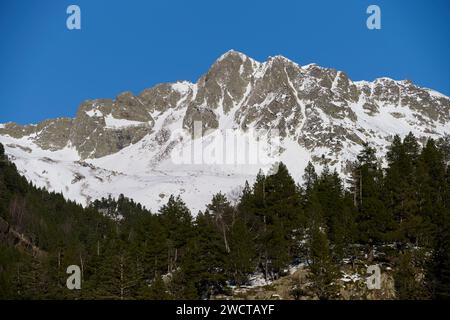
[0,49,449,213]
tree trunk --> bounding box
[222,224,230,253]
[120,255,124,300]
[79,253,84,283]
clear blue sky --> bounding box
[1,0,449,124]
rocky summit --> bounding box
[1,50,449,212]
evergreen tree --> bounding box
[93,242,142,299]
[172,212,227,299]
[316,168,356,258]
[159,195,193,273]
[426,210,450,299]
[394,250,427,299]
[2,133,450,301]
[385,133,421,245]
[250,163,301,279]
[302,161,318,194]
[307,226,340,300]
[0,143,5,160]
[207,193,234,253]
[227,217,256,285]
[354,143,393,248]
[138,274,171,300]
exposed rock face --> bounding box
[237,56,304,137]
[68,96,153,158]
[1,50,449,212]
[36,118,73,150]
[139,82,194,113]
[1,50,449,162]
[182,50,256,133]
[0,122,37,139]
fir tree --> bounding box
[307,226,340,300]
[394,250,427,300]
[0,143,5,161]
[159,195,193,273]
[354,143,393,248]
[207,193,234,253]
[426,210,450,299]
[173,212,227,299]
[303,161,318,193]
[227,217,256,285]
[385,133,421,244]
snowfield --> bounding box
[1,51,449,214]
[0,125,314,213]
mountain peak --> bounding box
[267,54,296,63]
[217,49,250,62]
[1,50,449,212]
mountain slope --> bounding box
[1,50,449,212]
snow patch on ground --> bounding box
[247,273,273,288]
[104,114,147,129]
[85,109,103,117]
[171,81,193,95]
[341,272,363,283]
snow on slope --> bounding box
[104,114,148,129]
[0,132,263,213]
[0,120,446,214]
[0,105,311,213]
[1,51,449,214]
[0,114,431,214]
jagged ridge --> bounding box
[0,50,449,212]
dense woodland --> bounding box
[0,132,449,300]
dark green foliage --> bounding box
[353,143,394,246]
[227,216,256,285]
[140,275,171,300]
[427,211,450,299]
[172,212,228,299]
[1,136,449,300]
[158,195,193,273]
[394,250,427,300]
[307,226,340,300]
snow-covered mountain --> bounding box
[1,50,449,213]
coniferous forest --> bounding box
[0,133,449,300]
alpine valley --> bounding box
[1,50,450,301]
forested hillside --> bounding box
[0,133,449,300]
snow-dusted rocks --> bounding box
[0,50,449,213]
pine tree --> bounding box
[21,256,50,299]
[227,217,256,285]
[250,163,301,279]
[354,143,393,248]
[385,133,421,245]
[0,143,5,161]
[307,226,340,300]
[133,213,167,282]
[95,246,142,300]
[315,167,356,258]
[426,210,450,299]
[138,274,171,300]
[394,250,426,299]
[159,195,193,273]
[303,161,318,193]
[207,193,234,253]
[437,134,450,165]
[172,212,227,299]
